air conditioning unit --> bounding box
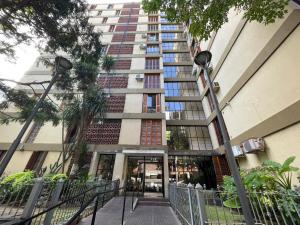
[135,74,144,81]
[141,34,147,39]
[139,43,147,50]
[213,82,220,93]
[242,138,265,154]
[232,145,245,157]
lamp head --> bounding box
[55,56,73,73]
[194,50,212,68]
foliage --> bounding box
[142,0,289,40]
[101,55,115,73]
[0,171,35,193]
[44,173,68,183]
[77,142,90,180]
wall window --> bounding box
[168,155,216,188]
[97,11,102,16]
[165,101,206,120]
[90,5,97,10]
[148,24,158,31]
[141,120,162,146]
[96,154,115,180]
[143,94,161,113]
[163,53,191,63]
[146,44,160,54]
[160,17,169,22]
[147,33,159,42]
[161,25,183,30]
[145,58,160,70]
[212,119,224,145]
[107,4,113,9]
[115,10,120,15]
[148,11,158,15]
[144,74,160,88]
[108,25,115,32]
[162,42,188,51]
[101,45,108,54]
[164,66,193,78]
[25,151,48,172]
[102,17,108,24]
[149,16,158,22]
[164,82,200,96]
[166,126,213,151]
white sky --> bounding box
[0,0,141,86]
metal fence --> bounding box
[169,183,300,225]
[0,178,119,224]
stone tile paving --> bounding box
[79,197,181,225]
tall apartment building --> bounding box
[0,2,229,197]
[188,1,300,183]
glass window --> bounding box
[108,25,115,32]
[148,24,158,31]
[149,16,158,22]
[165,101,206,120]
[162,42,188,51]
[147,33,159,42]
[102,17,108,24]
[168,155,217,188]
[141,120,162,145]
[97,11,102,16]
[107,4,113,9]
[164,82,199,96]
[161,25,183,30]
[166,126,212,151]
[163,66,193,78]
[115,10,120,15]
[145,58,160,69]
[144,74,160,88]
[161,33,185,40]
[146,44,160,54]
[163,53,191,63]
[160,17,169,22]
[147,94,156,109]
[96,154,116,180]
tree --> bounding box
[101,55,115,96]
[142,0,289,40]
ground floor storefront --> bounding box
[89,150,226,197]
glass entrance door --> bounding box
[127,156,164,197]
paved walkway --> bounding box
[79,197,181,225]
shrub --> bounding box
[0,171,35,193]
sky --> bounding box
[0,0,141,86]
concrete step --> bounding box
[138,197,170,207]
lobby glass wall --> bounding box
[96,154,116,180]
[168,155,217,189]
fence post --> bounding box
[195,186,208,225]
[21,178,44,222]
[43,179,65,225]
[187,186,195,225]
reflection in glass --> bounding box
[96,154,116,180]
[165,101,206,120]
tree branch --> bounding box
[0,78,51,85]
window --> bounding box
[144,74,160,88]
[147,33,159,42]
[160,17,169,22]
[162,42,188,51]
[90,5,97,10]
[145,58,159,70]
[164,66,193,78]
[146,44,160,54]
[97,11,102,16]
[164,82,200,96]
[212,119,224,145]
[115,10,120,15]
[148,11,158,15]
[108,25,115,32]
[101,45,108,54]
[161,33,176,40]
[107,4,113,9]
[25,151,48,172]
[149,16,158,22]
[96,154,116,180]
[165,101,206,120]
[143,94,161,112]
[141,120,162,146]
[102,17,108,24]
[161,25,183,30]
[163,53,191,63]
[166,126,212,151]
[148,24,158,31]
[168,155,217,188]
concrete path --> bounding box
[79,197,181,225]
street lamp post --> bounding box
[0,56,73,177]
[194,51,254,225]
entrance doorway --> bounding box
[127,156,164,197]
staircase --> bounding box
[137,197,170,207]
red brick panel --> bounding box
[118,16,138,23]
[112,34,135,42]
[121,9,139,15]
[212,155,231,184]
[98,76,128,88]
[115,25,137,32]
[86,120,121,144]
[141,120,162,146]
[113,60,131,70]
[107,96,125,113]
[123,3,140,8]
[107,44,133,54]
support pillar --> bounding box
[163,153,169,198]
[112,153,126,186]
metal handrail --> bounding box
[5,180,121,225]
